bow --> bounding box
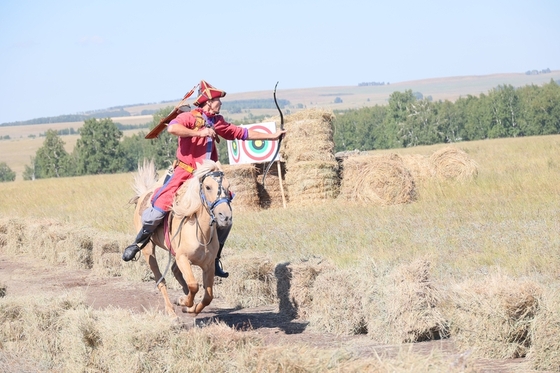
[262,81,284,189]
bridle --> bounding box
[198,170,232,227]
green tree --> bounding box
[434,99,465,142]
[33,129,73,178]
[378,90,417,149]
[73,118,125,175]
[22,157,38,180]
[487,85,522,138]
[0,162,16,182]
[519,80,560,136]
[120,133,152,172]
[399,98,441,147]
[146,107,179,170]
[333,106,386,152]
[460,94,492,141]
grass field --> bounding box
[1,133,560,371]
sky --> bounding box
[1,0,559,124]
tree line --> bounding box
[333,80,560,151]
[0,80,559,182]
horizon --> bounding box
[2,70,558,125]
[2,0,559,123]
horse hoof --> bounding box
[182,305,197,314]
[176,296,191,307]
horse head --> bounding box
[197,165,233,229]
[173,159,233,228]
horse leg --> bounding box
[172,261,190,306]
[175,254,199,311]
[191,266,215,315]
[142,245,177,318]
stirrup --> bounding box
[215,258,229,278]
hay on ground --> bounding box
[216,254,277,308]
[275,257,335,319]
[430,146,479,181]
[273,109,340,206]
[445,273,542,359]
[338,153,417,205]
[527,286,560,371]
[366,259,449,344]
[307,268,369,335]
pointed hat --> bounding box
[193,80,226,107]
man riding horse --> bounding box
[122,80,286,278]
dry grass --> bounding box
[1,134,560,370]
[444,273,542,359]
[528,285,560,371]
[0,291,480,373]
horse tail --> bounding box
[131,159,159,203]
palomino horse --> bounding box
[130,159,232,317]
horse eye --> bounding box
[205,185,211,191]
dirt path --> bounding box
[0,255,532,372]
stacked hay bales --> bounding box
[255,162,286,209]
[430,146,479,181]
[281,109,341,205]
[221,164,260,211]
[338,153,417,205]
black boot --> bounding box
[122,228,152,262]
[214,243,229,278]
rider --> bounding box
[122,80,286,278]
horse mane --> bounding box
[172,159,222,217]
[130,159,159,204]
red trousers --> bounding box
[151,167,194,212]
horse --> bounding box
[130,159,233,317]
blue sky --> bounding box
[1,0,559,124]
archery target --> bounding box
[227,122,279,165]
[228,139,241,164]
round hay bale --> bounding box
[338,153,417,205]
[400,154,435,183]
[221,164,260,211]
[430,146,479,181]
